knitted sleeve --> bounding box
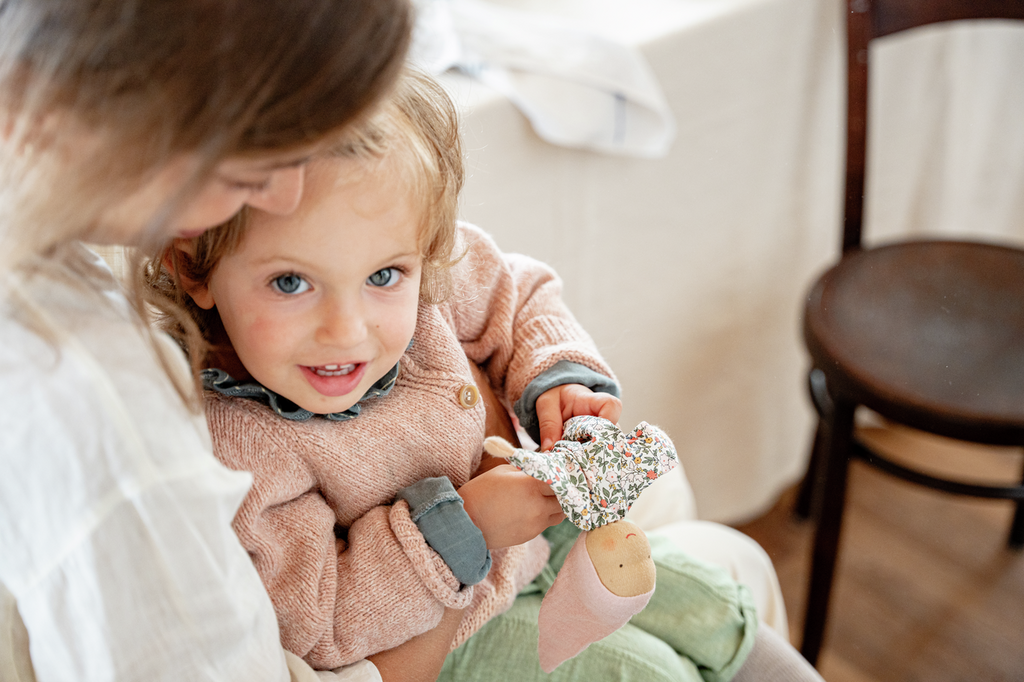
[206,399,473,671]
[448,222,617,408]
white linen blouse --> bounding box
[0,244,378,682]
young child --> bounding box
[147,71,820,682]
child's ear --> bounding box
[163,239,216,310]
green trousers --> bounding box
[439,521,757,681]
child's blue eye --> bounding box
[367,268,401,288]
[272,273,309,295]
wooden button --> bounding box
[457,384,480,409]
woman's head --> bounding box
[150,70,465,414]
[0,0,412,264]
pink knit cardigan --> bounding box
[205,223,616,669]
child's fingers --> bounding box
[535,390,565,451]
[516,475,564,537]
[536,491,566,527]
[538,385,624,450]
[590,392,623,424]
[564,388,622,424]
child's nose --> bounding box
[316,299,367,348]
[246,165,305,215]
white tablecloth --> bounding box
[444,0,1024,522]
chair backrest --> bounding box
[840,0,1024,252]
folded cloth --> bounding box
[410,0,676,157]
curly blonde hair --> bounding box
[145,69,465,379]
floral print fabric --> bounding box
[505,416,677,530]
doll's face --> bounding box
[585,520,656,597]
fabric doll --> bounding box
[483,415,678,672]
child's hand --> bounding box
[472,453,508,477]
[458,464,564,549]
[535,384,622,452]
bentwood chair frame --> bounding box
[794,0,1024,666]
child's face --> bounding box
[193,156,423,415]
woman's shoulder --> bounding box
[0,286,255,599]
[0,244,229,506]
[0,243,135,369]
[0,276,191,436]
[0,300,217,478]
[0,272,127,421]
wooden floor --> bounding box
[733,423,1024,682]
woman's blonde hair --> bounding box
[0,0,411,265]
[146,69,466,376]
[0,0,411,406]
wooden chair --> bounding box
[794,0,1024,666]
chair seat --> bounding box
[804,240,1024,445]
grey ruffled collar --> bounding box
[201,363,399,422]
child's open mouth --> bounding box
[301,362,367,397]
[312,363,356,377]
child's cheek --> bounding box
[244,315,290,358]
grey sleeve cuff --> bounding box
[513,360,621,444]
[395,477,492,586]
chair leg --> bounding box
[795,423,825,520]
[796,369,833,520]
[800,397,856,667]
[1010,450,1024,550]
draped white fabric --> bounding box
[445,0,1024,523]
[411,0,675,157]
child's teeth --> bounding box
[314,364,355,377]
